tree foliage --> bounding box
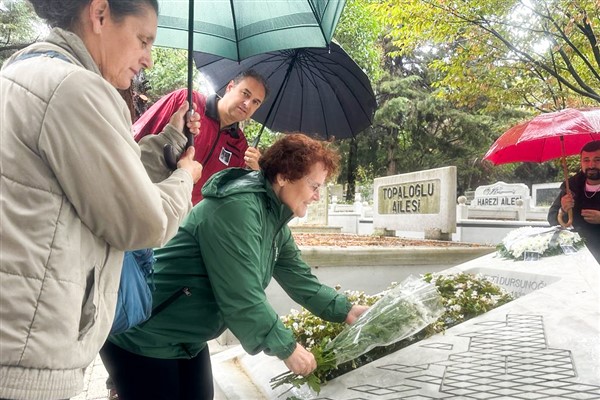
[144,47,193,102]
[372,0,600,111]
[335,0,386,82]
[338,65,521,196]
[0,0,46,65]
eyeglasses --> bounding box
[304,176,323,194]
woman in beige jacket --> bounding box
[0,1,202,399]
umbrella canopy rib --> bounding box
[262,53,299,132]
[193,41,376,139]
[300,53,331,136]
[306,0,328,47]
[306,51,373,127]
[228,0,240,62]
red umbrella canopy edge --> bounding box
[484,108,600,165]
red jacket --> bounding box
[134,89,249,203]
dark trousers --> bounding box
[100,341,214,400]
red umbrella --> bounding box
[483,107,600,227]
[484,108,600,164]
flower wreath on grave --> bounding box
[496,226,584,261]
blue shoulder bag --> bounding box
[110,248,155,335]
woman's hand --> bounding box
[283,343,317,376]
[345,305,369,325]
[169,101,201,136]
[177,146,203,183]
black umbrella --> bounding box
[157,0,348,168]
[193,42,376,144]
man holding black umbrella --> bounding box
[548,140,600,262]
[135,69,269,203]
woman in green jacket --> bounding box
[101,133,368,399]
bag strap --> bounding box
[6,49,74,68]
[16,50,71,63]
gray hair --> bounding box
[28,0,159,29]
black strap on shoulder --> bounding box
[7,50,73,66]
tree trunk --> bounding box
[345,137,357,202]
[386,128,397,175]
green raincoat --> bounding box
[110,168,352,359]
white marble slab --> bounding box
[212,247,600,400]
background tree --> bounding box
[144,47,192,102]
[0,0,46,65]
[333,0,385,200]
[372,0,600,111]
[338,50,524,200]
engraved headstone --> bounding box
[373,166,456,236]
[531,182,561,207]
[472,181,529,207]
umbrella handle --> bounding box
[558,208,573,228]
[558,136,573,228]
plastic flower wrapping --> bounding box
[497,226,584,260]
[324,275,444,365]
[270,275,444,396]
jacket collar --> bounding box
[263,177,294,222]
[46,28,101,75]
[205,93,240,139]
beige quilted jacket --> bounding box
[0,28,193,400]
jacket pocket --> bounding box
[78,265,100,340]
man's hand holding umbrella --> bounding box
[244,146,261,170]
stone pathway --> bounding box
[72,355,109,400]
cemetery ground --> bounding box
[292,232,487,248]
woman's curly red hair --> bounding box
[259,133,340,183]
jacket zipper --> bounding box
[144,287,192,324]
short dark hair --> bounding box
[259,133,340,184]
[581,140,600,154]
[232,69,270,99]
[29,0,158,29]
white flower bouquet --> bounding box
[324,275,444,365]
[497,226,584,260]
[270,276,444,395]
